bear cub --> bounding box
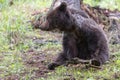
[40,2,109,70]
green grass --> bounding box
[84,0,120,10]
[0,0,52,79]
[0,0,120,80]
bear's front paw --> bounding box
[48,63,60,70]
[91,59,101,66]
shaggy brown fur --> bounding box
[40,2,109,70]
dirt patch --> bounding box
[22,30,62,79]
[4,75,20,80]
[22,48,55,78]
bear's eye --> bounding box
[46,16,51,22]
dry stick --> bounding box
[67,58,101,69]
[66,57,91,65]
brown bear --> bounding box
[40,2,109,70]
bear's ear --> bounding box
[58,2,67,12]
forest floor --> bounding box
[0,0,120,80]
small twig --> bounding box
[66,57,102,69]
[66,57,91,64]
[89,64,102,69]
